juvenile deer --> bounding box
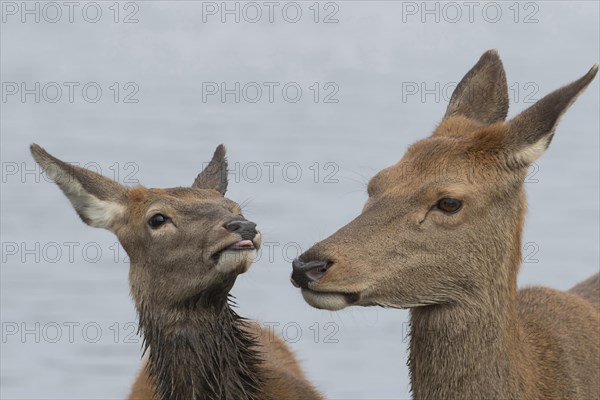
[292,50,599,399]
[30,144,322,400]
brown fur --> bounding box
[294,50,599,399]
[30,144,321,400]
[129,324,318,400]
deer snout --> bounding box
[224,219,258,241]
[291,259,331,288]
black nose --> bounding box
[225,219,258,240]
[291,258,331,288]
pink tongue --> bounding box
[234,240,254,249]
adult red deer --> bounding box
[30,144,322,400]
[291,50,599,399]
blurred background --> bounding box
[1,1,598,399]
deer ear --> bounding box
[506,64,598,165]
[192,144,228,195]
[443,49,509,124]
[30,144,128,232]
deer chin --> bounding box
[300,288,359,311]
[211,232,262,274]
[215,240,258,274]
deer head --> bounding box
[292,50,598,311]
[30,144,261,311]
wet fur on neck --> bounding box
[138,295,265,400]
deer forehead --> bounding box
[369,125,513,200]
[126,187,239,218]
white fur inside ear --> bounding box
[81,197,126,229]
[515,136,550,164]
[38,159,124,230]
[41,160,63,182]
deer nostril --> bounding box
[225,219,256,232]
[225,219,258,240]
[306,265,329,281]
[291,259,331,288]
[225,220,243,232]
[292,258,306,271]
[305,261,331,281]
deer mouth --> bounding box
[211,237,261,273]
[226,239,255,251]
[211,239,259,261]
[299,288,360,311]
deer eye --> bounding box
[148,213,168,228]
[436,198,463,214]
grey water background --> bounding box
[1,2,598,399]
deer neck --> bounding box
[408,258,526,399]
[136,281,264,400]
